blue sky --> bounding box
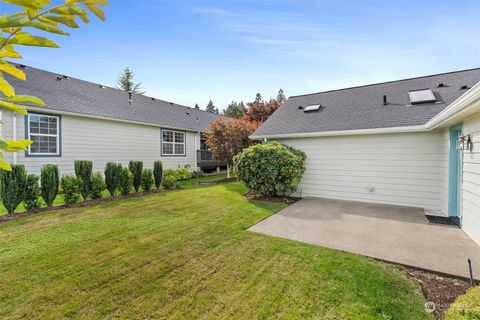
[2,0,480,110]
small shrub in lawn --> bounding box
[161,175,177,189]
[191,170,205,179]
[128,161,143,192]
[61,175,82,205]
[74,160,93,200]
[105,162,122,196]
[153,161,163,189]
[90,173,106,199]
[141,169,154,192]
[41,164,59,207]
[24,174,41,211]
[233,142,306,197]
[119,168,133,195]
[0,165,27,215]
[175,165,192,180]
[445,285,480,319]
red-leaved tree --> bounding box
[206,118,258,177]
[242,98,281,123]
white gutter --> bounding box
[425,81,480,129]
[251,125,428,140]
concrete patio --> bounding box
[250,197,480,279]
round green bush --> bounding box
[161,175,177,189]
[90,172,106,200]
[446,285,480,319]
[233,142,306,196]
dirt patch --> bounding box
[244,191,300,205]
[407,268,472,319]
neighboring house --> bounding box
[252,68,480,245]
[1,64,224,175]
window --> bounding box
[162,129,185,156]
[408,89,437,104]
[27,113,60,156]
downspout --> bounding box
[194,131,200,170]
[12,112,17,165]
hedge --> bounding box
[41,164,59,207]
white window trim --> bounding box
[161,129,186,156]
[27,113,61,156]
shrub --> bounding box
[161,175,177,189]
[176,165,192,180]
[74,160,93,200]
[153,161,163,189]
[41,164,59,207]
[0,165,27,215]
[90,173,105,200]
[233,142,306,197]
[105,162,122,196]
[141,169,154,192]
[191,170,205,179]
[445,285,480,319]
[24,174,41,211]
[163,169,178,180]
[61,175,82,205]
[128,161,143,192]
[119,168,133,195]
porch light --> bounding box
[458,134,473,151]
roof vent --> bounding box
[297,106,303,110]
[383,95,388,105]
[303,104,323,113]
[438,83,445,87]
[98,84,105,88]
[19,64,27,69]
[62,75,69,79]
[151,97,155,101]
[56,76,63,81]
[170,102,174,106]
[186,111,190,115]
[408,89,437,104]
[460,85,469,90]
[128,92,133,105]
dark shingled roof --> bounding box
[253,68,480,137]
[5,64,220,132]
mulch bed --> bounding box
[0,189,169,224]
[406,268,473,319]
[244,191,301,204]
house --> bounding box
[252,68,480,245]
[1,64,224,175]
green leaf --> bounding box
[44,15,79,28]
[0,154,12,171]
[30,21,70,35]
[0,78,15,97]
[0,100,27,115]
[0,45,22,59]
[86,4,105,21]
[8,31,59,48]
[8,95,45,106]
[0,61,26,80]
[1,139,32,152]
[0,14,31,28]
[25,8,38,20]
[2,0,44,9]
[50,4,86,16]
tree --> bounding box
[0,0,107,171]
[222,101,244,119]
[205,100,216,113]
[242,98,281,123]
[116,67,145,94]
[254,93,263,104]
[206,118,258,178]
[194,103,200,109]
[215,107,220,115]
[277,89,286,104]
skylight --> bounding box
[303,104,322,112]
[408,89,437,104]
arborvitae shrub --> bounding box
[61,175,81,205]
[24,174,41,211]
[128,161,143,192]
[153,161,163,189]
[74,160,93,200]
[0,165,27,215]
[141,169,154,192]
[105,162,122,196]
[119,168,133,195]
[90,172,105,200]
[41,164,59,207]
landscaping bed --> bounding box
[244,191,301,204]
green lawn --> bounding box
[0,181,432,319]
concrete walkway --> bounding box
[250,197,480,279]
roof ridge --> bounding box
[13,63,217,116]
[289,67,480,99]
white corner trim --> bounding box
[250,125,428,140]
[425,81,480,129]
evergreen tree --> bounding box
[116,67,145,94]
[195,103,200,109]
[254,93,263,103]
[206,100,216,113]
[277,89,286,104]
[223,101,244,119]
[215,108,220,115]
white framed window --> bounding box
[162,129,185,156]
[27,113,61,156]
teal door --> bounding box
[448,124,462,218]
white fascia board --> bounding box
[250,125,428,140]
[23,106,201,133]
